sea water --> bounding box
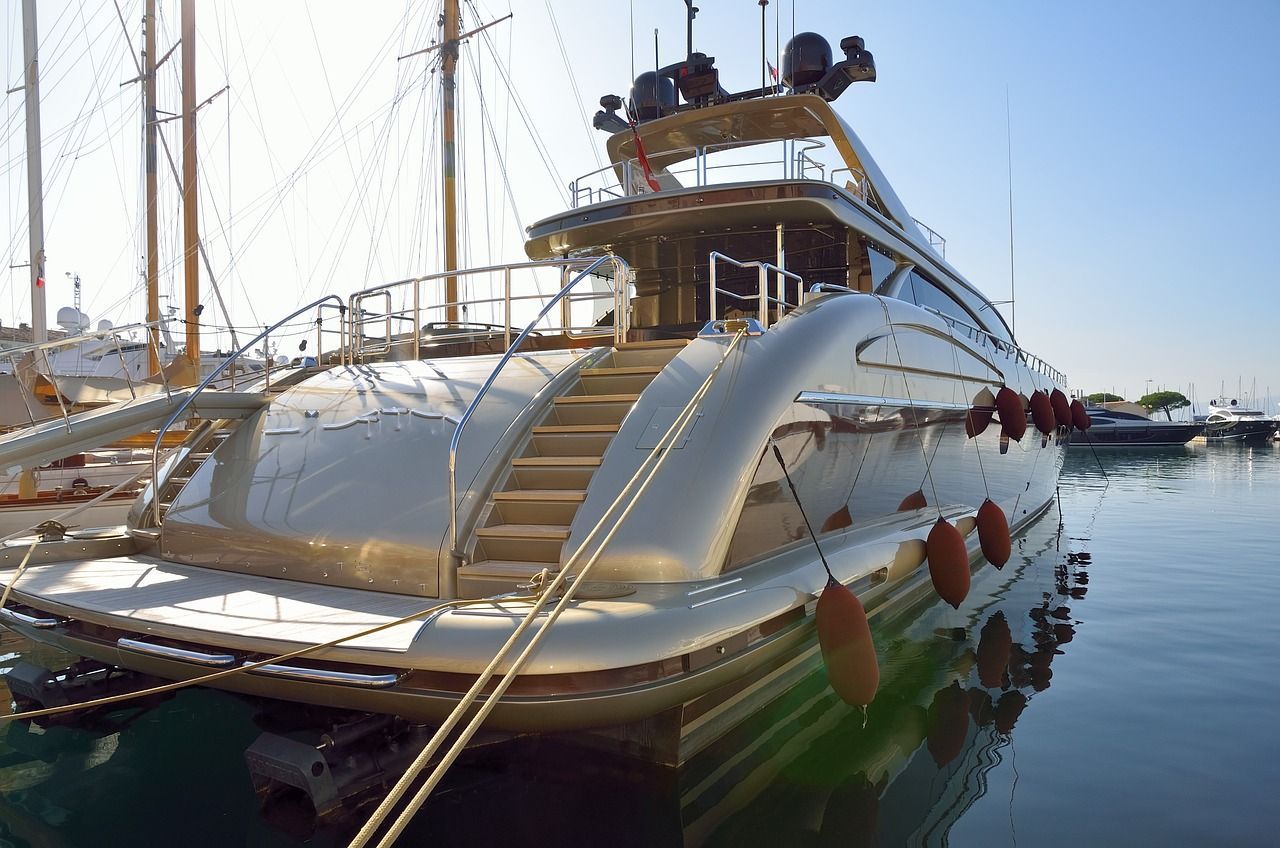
[2,442,1278,846]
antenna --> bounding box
[759,1,768,94]
[684,0,697,59]
[629,0,635,80]
[1005,87,1016,336]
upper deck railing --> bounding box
[568,137,878,210]
[342,258,633,365]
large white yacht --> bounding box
[1,31,1067,771]
[1203,398,1276,442]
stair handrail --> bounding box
[149,295,346,526]
[448,254,630,558]
[707,251,804,329]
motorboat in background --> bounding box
[1202,398,1276,443]
[1069,401,1201,448]
[2,27,1068,779]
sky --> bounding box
[3,1,1278,413]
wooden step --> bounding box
[474,525,567,563]
[531,424,620,435]
[511,455,601,468]
[512,464,597,490]
[492,489,585,524]
[551,394,638,426]
[456,560,560,598]
[580,366,663,395]
[475,524,571,540]
[580,366,662,377]
[460,560,561,579]
[554,393,640,405]
[492,489,587,503]
[531,430,614,457]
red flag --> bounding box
[629,123,661,192]
[767,61,779,83]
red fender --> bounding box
[816,578,880,706]
[927,517,970,609]
[1070,399,1092,431]
[1050,388,1073,429]
[976,498,1011,568]
[995,387,1027,441]
[1029,390,1055,436]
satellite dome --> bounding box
[629,71,676,121]
[56,306,90,331]
[782,32,832,87]
[97,319,113,331]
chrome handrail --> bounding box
[707,251,804,330]
[922,305,1066,386]
[569,137,834,207]
[448,255,630,558]
[149,295,346,526]
[912,217,947,258]
[346,258,629,363]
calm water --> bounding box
[3,442,1279,846]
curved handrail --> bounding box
[149,295,346,526]
[447,255,630,557]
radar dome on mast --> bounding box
[629,72,677,120]
[56,306,89,332]
[782,32,833,87]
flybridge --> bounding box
[593,31,876,133]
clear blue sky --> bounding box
[3,1,1277,411]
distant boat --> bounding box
[1202,398,1276,443]
[1069,401,1201,448]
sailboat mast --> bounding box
[441,0,460,321]
[144,0,161,372]
[21,0,46,344]
[181,0,199,368]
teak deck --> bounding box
[2,556,429,653]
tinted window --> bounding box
[907,272,972,325]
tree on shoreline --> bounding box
[1138,390,1191,420]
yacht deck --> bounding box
[1,555,428,654]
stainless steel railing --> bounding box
[707,251,804,330]
[345,258,631,364]
[569,137,842,208]
[447,255,631,557]
[923,306,1067,386]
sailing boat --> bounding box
[2,15,1066,812]
[0,0,269,537]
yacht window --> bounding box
[907,272,973,326]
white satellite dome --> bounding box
[56,306,90,331]
[97,318,114,331]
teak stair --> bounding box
[457,339,688,596]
